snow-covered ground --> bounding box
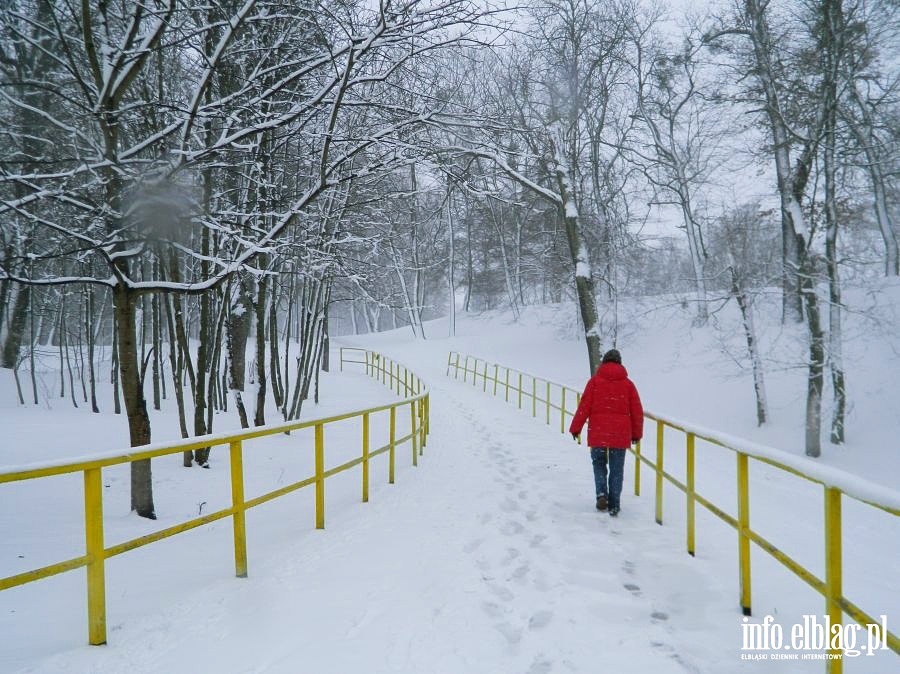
[2,284,899,673]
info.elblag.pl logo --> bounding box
[740,615,890,662]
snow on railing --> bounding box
[446,350,899,667]
[0,348,430,648]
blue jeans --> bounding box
[591,447,626,508]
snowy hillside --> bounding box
[3,288,898,673]
[361,281,900,490]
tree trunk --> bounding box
[114,287,155,518]
[730,267,767,426]
[823,0,845,443]
[447,192,457,337]
[745,0,806,323]
[554,161,602,374]
[848,85,899,276]
[1,284,30,368]
[800,260,826,458]
[226,283,252,429]
[254,274,268,426]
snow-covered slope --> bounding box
[361,281,900,490]
[2,284,898,673]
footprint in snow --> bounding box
[500,498,520,513]
[464,538,484,553]
[496,621,523,645]
[530,534,547,548]
[488,583,515,602]
[511,564,529,583]
[651,610,669,622]
[528,610,554,630]
[500,547,521,565]
[481,601,503,618]
[499,520,524,536]
[527,656,553,674]
[624,583,641,595]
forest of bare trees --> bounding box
[2,0,898,516]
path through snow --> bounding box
[13,350,768,674]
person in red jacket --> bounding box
[569,349,644,516]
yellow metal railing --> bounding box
[447,351,899,672]
[0,347,429,646]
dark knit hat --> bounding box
[602,349,622,364]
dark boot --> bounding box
[609,505,620,517]
[596,495,608,511]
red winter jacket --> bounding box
[569,362,644,449]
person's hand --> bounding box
[632,438,640,445]
[571,432,579,441]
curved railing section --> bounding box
[446,350,899,670]
[0,347,429,646]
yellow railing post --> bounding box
[411,400,419,466]
[419,395,425,445]
[419,398,425,455]
[576,393,582,445]
[493,364,499,395]
[389,406,396,484]
[737,452,751,616]
[483,361,488,392]
[518,372,523,409]
[230,440,248,578]
[686,433,696,557]
[339,347,344,372]
[634,440,641,496]
[560,387,566,434]
[315,423,325,529]
[472,360,478,387]
[454,352,460,379]
[545,381,551,424]
[655,420,664,525]
[825,487,843,672]
[531,377,537,417]
[362,413,370,503]
[83,467,106,645]
[446,352,452,376]
[505,368,510,402]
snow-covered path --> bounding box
[15,346,746,674]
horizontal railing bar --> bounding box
[0,555,89,591]
[448,351,900,515]
[105,506,235,558]
[9,434,412,590]
[323,456,365,479]
[745,529,825,595]
[631,449,688,493]
[839,597,900,654]
[368,445,392,459]
[0,393,428,484]
[694,493,739,528]
[243,476,318,510]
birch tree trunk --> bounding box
[554,159,602,374]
